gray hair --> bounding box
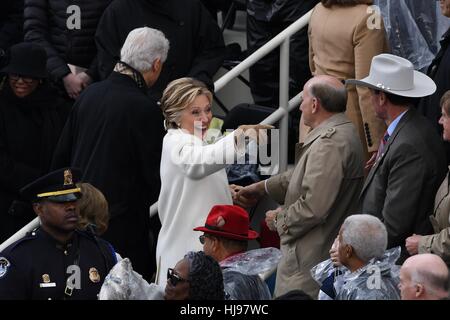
[120,27,170,73]
[411,269,449,294]
[341,214,387,262]
[309,82,347,113]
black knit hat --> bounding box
[1,42,47,79]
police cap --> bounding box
[20,168,83,203]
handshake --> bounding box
[228,181,280,232]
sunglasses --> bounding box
[199,234,215,245]
[167,268,189,287]
[9,74,36,84]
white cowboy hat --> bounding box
[346,54,436,98]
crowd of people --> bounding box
[0,0,450,301]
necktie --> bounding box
[376,131,390,160]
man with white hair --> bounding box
[335,214,400,300]
[51,27,169,281]
[399,253,449,300]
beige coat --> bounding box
[266,113,364,298]
[307,3,388,157]
[419,169,450,265]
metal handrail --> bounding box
[1,10,311,250]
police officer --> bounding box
[0,168,117,300]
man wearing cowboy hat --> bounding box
[194,205,273,300]
[346,53,447,263]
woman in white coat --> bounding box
[156,77,270,284]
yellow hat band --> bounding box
[37,188,81,198]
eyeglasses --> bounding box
[9,74,36,84]
[167,268,189,287]
[199,234,214,245]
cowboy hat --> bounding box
[346,54,436,98]
[193,205,259,241]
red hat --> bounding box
[194,205,259,241]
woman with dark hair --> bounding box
[305,0,388,165]
[0,42,70,243]
[164,251,225,300]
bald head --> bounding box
[305,76,347,113]
[400,254,449,300]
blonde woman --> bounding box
[77,182,109,236]
[156,77,270,285]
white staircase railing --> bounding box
[0,10,312,251]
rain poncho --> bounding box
[311,247,401,300]
[220,247,282,300]
[374,0,450,71]
[99,258,164,300]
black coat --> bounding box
[418,27,450,163]
[418,27,450,132]
[360,108,447,262]
[51,72,165,281]
[0,228,117,300]
[95,0,225,95]
[0,80,70,242]
[0,0,24,51]
[23,0,112,81]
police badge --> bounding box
[89,267,100,283]
[0,257,10,278]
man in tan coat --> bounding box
[237,75,364,298]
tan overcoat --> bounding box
[419,169,450,265]
[307,3,389,158]
[266,113,364,298]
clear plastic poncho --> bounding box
[220,247,282,300]
[311,247,401,300]
[374,0,450,71]
[98,258,165,300]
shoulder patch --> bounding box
[321,127,336,139]
[0,257,10,278]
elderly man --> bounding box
[51,27,169,281]
[335,214,400,300]
[193,205,274,300]
[237,75,364,298]
[95,0,225,96]
[0,168,117,300]
[399,253,449,300]
[347,54,447,263]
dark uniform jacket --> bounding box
[23,0,112,81]
[95,0,225,95]
[0,81,70,243]
[51,72,165,281]
[0,228,116,300]
[360,108,447,262]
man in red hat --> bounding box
[194,204,276,300]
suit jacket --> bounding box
[266,113,364,298]
[360,108,447,262]
[419,168,450,266]
[308,3,388,155]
